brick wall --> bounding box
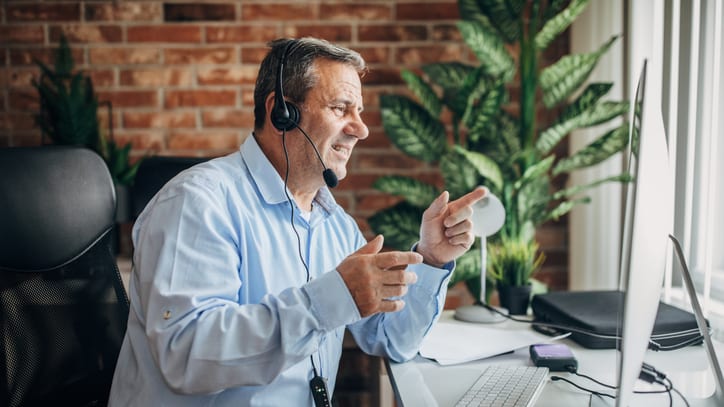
[0,0,570,300]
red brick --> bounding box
[356,152,428,171]
[197,66,258,86]
[97,90,159,108]
[0,25,44,43]
[431,23,462,41]
[356,46,391,64]
[396,44,464,64]
[10,48,83,67]
[127,25,201,43]
[7,4,80,22]
[49,25,122,43]
[7,68,36,88]
[358,25,428,42]
[88,69,115,88]
[164,3,236,22]
[2,112,36,131]
[7,89,38,111]
[89,47,161,65]
[240,88,255,107]
[123,111,196,129]
[396,3,459,20]
[85,3,162,22]
[283,25,352,42]
[168,131,242,151]
[201,109,254,128]
[164,47,236,65]
[206,26,278,44]
[9,132,43,147]
[360,68,404,86]
[120,68,193,87]
[240,47,269,64]
[324,4,392,20]
[164,90,237,108]
[112,131,166,151]
[242,4,317,21]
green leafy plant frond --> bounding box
[380,94,447,163]
[535,0,591,51]
[540,35,620,107]
[401,70,442,117]
[488,237,545,287]
[457,20,516,81]
[373,176,439,208]
[367,202,424,251]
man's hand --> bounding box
[337,235,421,317]
[416,187,488,267]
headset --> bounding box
[270,39,338,189]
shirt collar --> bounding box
[240,134,339,215]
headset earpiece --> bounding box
[271,41,300,132]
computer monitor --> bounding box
[614,59,675,407]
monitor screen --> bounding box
[614,59,674,407]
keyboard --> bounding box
[454,365,549,407]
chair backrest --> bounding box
[0,146,129,407]
[131,155,208,219]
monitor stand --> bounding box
[454,303,506,323]
[453,240,506,324]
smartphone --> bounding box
[529,343,578,372]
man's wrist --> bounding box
[413,242,445,268]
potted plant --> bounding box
[33,34,142,222]
[368,0,631,304]
[488,237,545,314]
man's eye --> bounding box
[332,105,346,114]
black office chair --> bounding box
[0,146,129,407]
[131,155,208,219]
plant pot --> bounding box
[497,284,532,315]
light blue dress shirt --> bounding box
[109,135,453,406]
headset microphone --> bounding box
[271,40,338,189]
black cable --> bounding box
[281,130,319,378]
[551,376,615,399]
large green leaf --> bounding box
[558,82,613,123]
[514,155,554,190]
[459,70,505,135]
[544,196,591,222]
[457,20,515,81]
[422,62,474,91]
[540,35,619,107]
[440,149,482,199]
[553,173,632,200]
[536,101,629,154]
[474,0,521,43]
[380,94,447,163]
[535,0,590,50]
[453,146,503,192]
[458,0,496,32]
[552,123,629,175]
[401,70,442,118]
[367,202,423,251]
[373,176,439,208]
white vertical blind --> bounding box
[568,0,625,291]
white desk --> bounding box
[386,311,724,406]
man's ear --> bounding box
[264,92,282,135]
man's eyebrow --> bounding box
[332,98,364,113]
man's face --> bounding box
[295,59,368,185]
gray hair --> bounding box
[253,37,367,130]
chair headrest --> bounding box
[0,146,116,271]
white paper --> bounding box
[419,320,568,366]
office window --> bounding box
[662,0,724,317]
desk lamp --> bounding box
[453,190,507,323]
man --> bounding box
[109,37,486,406]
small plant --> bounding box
[33,34,141,187]
[488,238,545,287]
[33,34,100,150]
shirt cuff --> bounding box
[303,270,361,331]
